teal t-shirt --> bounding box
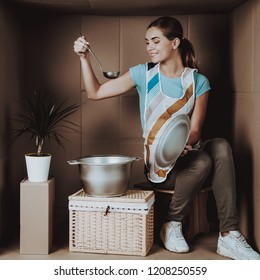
[129,63,211,129]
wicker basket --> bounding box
[68,189,155,256]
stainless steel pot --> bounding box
[68,155,141,197]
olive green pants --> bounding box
[147,138,239,232]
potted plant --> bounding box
[12,90,80,182]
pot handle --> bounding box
[67,159,80,165]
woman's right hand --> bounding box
[181,144,192,157]
[73,35,89,58]
[73,35,135,101]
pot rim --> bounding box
[68,154,141,166]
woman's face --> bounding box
[145,27,173,63]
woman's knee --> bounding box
[208,138,233,160]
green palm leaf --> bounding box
[12,90,80,155]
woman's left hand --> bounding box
[181,144,192,156]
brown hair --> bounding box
[147,16,198,69]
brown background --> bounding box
[0,0,259,251]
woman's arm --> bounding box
[188,91,209,145]
[182,92,209,155]
[74,36,135,100]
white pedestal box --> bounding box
[20,177,55,254]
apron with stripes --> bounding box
[144,62,197,183]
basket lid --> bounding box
[68,189,155,214]
[69,189,154,203]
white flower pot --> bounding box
[25,153,52,182]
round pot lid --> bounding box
[155,114,191,168]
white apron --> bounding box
[144,63,197,183]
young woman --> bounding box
[74,16,260,260]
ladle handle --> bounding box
[87,45,104,73]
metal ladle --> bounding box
[87,44,120,79]
[79,34,120,79]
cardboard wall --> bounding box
[231,0,260,249]
[0,2,25,242]
[1,0,259,251]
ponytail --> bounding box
[147,16,198,69]
[179,38,198,69]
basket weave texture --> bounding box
[69,189,154,256]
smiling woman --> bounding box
[145,17,197,72]
[73,15,260,260]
